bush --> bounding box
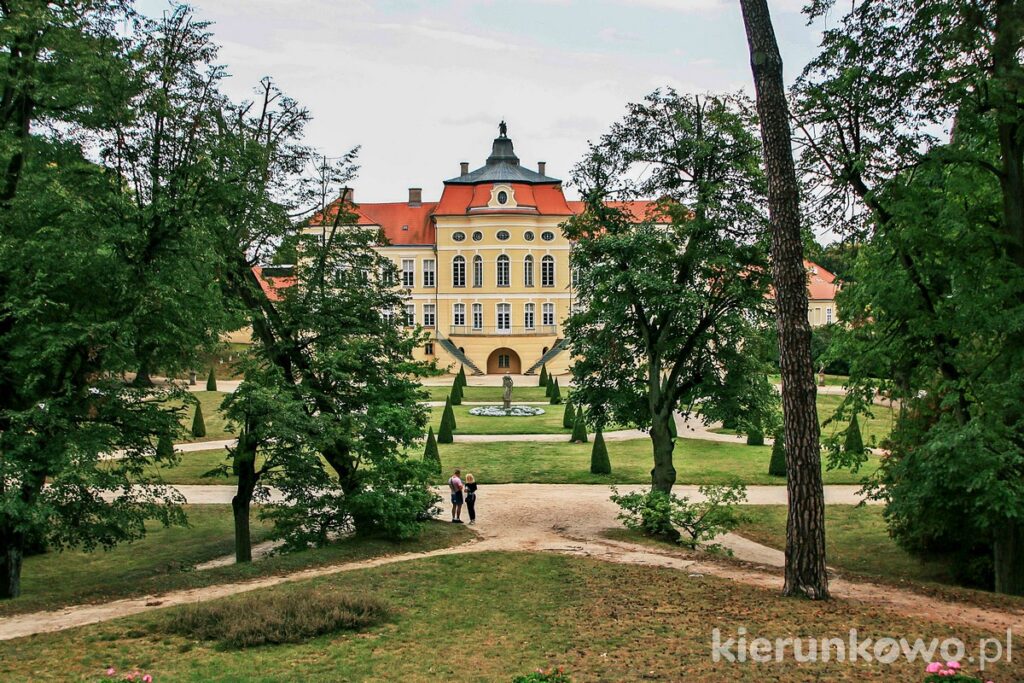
[611,483,747,549]
[441,395,457,432]
[539,364,548,388]
[206,367,218,392]
[590,428,611,475]
[570,412,588,443]
[456,364,467,389]
[513,668,571,683]
[450,377,463,406]
[745,427,764,446]
[424,427,442,474]
[545,371,553,396]
[191,403,207,438]
[844,414,865,456]
[549,377,562,405]
[438,413,454,444]
[562,402,575,429]
[165,585,389,648]
[768,431,786,477]
[156,432,175,459]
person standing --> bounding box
[448,469,464,523]
[464,473,478,525]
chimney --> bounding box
[340,187,354,203]
[408,187,422,207]
[537,161,546,176]
[460,162,469,176]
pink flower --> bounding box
[106,668,117,677]
[946,661,961,670]
[926,662,943,673]
[142,676,153,683]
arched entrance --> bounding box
[486,347,521,374]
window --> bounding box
[404,304,415,326]
[402,259,415,287]
[472,303,483,330]
[524,231,535,242]
[542,303,555,326]
[571,267,579,288]
[826,307,833,324]
[472,231,483,242]
[473,255,483,287]
[497,255,510,287]
[424,342,434,355]
[498,353,511,369]
[541,231,555,241]
[423,304,436,328]
[423,259,435,288]
[452,255,466,287]
[524,255,534,287]
[453,303,466,327]
[496,230,510,241]
[497,303,511,332]
[524,303,535,329]
[541,255,555,287]
[452,231,466,242]
[497,190,508,204]
[382,265,395,286]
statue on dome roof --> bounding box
[498,120,508,137]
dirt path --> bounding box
[3,483,1021,641]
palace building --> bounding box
[291,123,839,376]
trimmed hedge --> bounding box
[768,431,786,477]
[206,367,218,392]
[424,427,442,474]
[590,427,611,475]
[191,403,207,438]
[570,412,589,443]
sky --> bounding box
[136,0,834,203]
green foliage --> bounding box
[456,365,467,389]
[768,431,787,478]
[156,433,176,460]
[437,414,454,445]
[590,428,611,475]
[423,428,442,475]
[570,412,588,443]
[549,377,562,405]
[562,402,575,429]
[844,415,864,457]
[450,376,463,406]
[191,403,207,438]
[539,364,548,387]
[611,483,747,549]
[545,370,553,396]
[441,396,457,432]
[513,669,572,683]
[206,367,218,392]
[745,428,764,447]
[165,586,388,648]
[668,413,677,440]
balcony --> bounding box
[449,325,558,337]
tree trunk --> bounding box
[231,433,259,564]
[0,526,24,599]
[649,412,676,494]
[323,442,373,534]
[132,350,155,388]
[994,520,1024,596]
[740,0,829,599]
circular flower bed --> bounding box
[468,405,546,417]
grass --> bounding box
[174,391,235,443]
[424,384,557,403]
[428,403,579,435]
[430,438,877,486]
[734,505,953,586]
[1,552,1020,681]
[0,510,468,618]
[817,393,895,446]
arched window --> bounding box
[524,255,534,287]
[473,255,483,288]
[452,255,466,287]
[497,254,510,287]
[541,255,555,287]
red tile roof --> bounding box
[252,266,296,302]
[566,200,659,222]
[805,260,839,300]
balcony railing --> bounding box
[449,325,558,336]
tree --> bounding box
[843,415,864,458]
[769,431,787,477]
[549,377,562,405]
[794,0,1024,594]
[570,412,589,444]
[450,376,462,406]
[563,402,576,429]
[423,427,442,475]
[441,395,457,433]
[207,367,218,392]
[740,0,829,599]
[565,90,774,496]
[590,427,611,475]
[539,364,548,387]
[157,433,175,460]
[437,413,454,445]
[456,365,467,390]
[545,371,554,396]
[191,403,207,438]
[746,426,764,447]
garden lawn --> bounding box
[174,391,235,443]
[770,373,848,387]
[0,510,467,618]
[428,403,578,435]
[0,552,1019,682]
[817,393,895,446]
[734,505,954,586]
[424,384,558,403]
[136,449,241,485]
[429,438,877,486]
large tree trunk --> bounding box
[0,526,24,599]
[740,0,829,599]
[323,442,373,534]
[994,520,1024,596]
[649,412,677,494]
[231,432,259,564]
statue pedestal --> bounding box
[503,399,511,410]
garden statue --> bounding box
[502,373,514,410]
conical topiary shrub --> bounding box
[206,367,218,392]
[545,371,554,397]
[456,365,467,390]
[746,426,764,446]
[442,395,457,432]
[156,432,175,459]
[570,412,589,443]
[437,416,454,444]
[191,403,207,438]
[590,427,611,475]
[450,376,463,406]
[539,364,548,388]
[563,401,576,429]
[549,377,562,405]
[768,431,786,477]
[845,414,864,456]
[424,427,442,474]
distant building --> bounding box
[804,260,839,327]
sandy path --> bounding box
[4,482,1021,642]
